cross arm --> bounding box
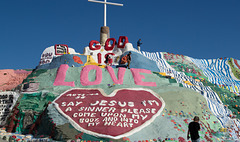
[88,0,123,6]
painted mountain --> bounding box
[0,36,240,142]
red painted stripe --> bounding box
[234,59,240,69]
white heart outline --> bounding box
[53,88,165,139]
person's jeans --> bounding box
[192,138,200,142]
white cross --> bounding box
[88,0,123,27]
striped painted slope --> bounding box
[190,58,240,94]
[133,49,239,139]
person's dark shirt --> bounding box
[127,54,131,61]
[188,122,200,140]
[105,54,110,62]
[137,40,142,46]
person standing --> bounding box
[127,52,132,69]
[105,54,110,66]
[137,39,142,51]
[187,116,201,142]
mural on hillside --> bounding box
[1,37,240,142]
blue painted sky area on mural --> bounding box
[0,0,240,69]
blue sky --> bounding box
[0,0,239,69]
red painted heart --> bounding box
[53,88,165,139]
